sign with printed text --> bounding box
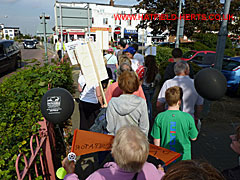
[71,130,181,166]
[75,42,108,87]
[65,40,82,65]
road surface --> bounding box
[0,45,56,83]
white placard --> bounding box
[75,42,108,87]
[145,46,157,56]
[96,31,109,50]
[65,41,82,65]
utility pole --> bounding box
[59,3,64,61]
[87,3,90,40]
[215,0,231,71]
[40,13,50,63]
[175,0,182,48]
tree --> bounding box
[135,0,239,37]
[135,0,178,36]
[228,0,240,35]
[5,34,9,40]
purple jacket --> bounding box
[64,173,79,180]
[86,162,165,180]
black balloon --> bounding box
[194,68,227,101]
[41,88,74,124]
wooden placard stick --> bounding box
[73,50,82,72]
[87,42,107,106]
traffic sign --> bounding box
[114,27,121,35]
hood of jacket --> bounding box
[109,94,143,116]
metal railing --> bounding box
[15,119,56,180]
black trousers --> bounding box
[79,100,101,130]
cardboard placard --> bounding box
[65,40,82,65]
[75,42,108,88]
[96,30,109,50]
[71,129,181,166]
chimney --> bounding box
[110,0,114,6]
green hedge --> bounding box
[0,61,74,179]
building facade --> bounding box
[54,0,152,44]
[2,26,20,40]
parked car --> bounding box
[182,50,216,61]
[0,40,22,73]
[221,56,240,93]
[23,39,36,49]
[181,50,216,68]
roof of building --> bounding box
[3,27,19,29]
[56,1,134,8]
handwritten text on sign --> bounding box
[71,130,181,166]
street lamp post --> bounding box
[175,0,182,48]
[40,13,50,63]
[215,0,231,71]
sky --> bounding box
[0,0,139,35]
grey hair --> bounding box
[116,62,133,77]
[174,61,189,75]
[111,125,149,173]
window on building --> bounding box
[103,18,108,25]
[92,17,94,24]
[119,19,121,25]
[10,34,13,36]
[5,30,8,33]
[121,11,125,14]
[100,9,104,13]
[9,30,13,32]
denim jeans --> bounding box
[142,85,155,129]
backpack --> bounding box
[90,108,108,134]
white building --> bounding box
[2,26,20,40]
[54,0,152,44]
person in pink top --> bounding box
[105,62,146,103]
[86,125,165,180]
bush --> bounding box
[224,49,236,57]
[0,61,74,179]
[192,42,210,51]
[192,33,233,51]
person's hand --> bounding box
[158,164,165,172]
[62,157,75,174]
[230,135,240,155]
[101,104,107,108]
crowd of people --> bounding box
[61,39,239,180]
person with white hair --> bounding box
[86,125,165,180]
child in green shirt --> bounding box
[151,86,198,161]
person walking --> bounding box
[106,71,149,136]
[142,55,161,128]
[152,86,198,161]
[157,61,204,130]
[104,48,118,81]
[55,38,65,61]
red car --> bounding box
[168,50,216,62]
[182,50,216,61]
